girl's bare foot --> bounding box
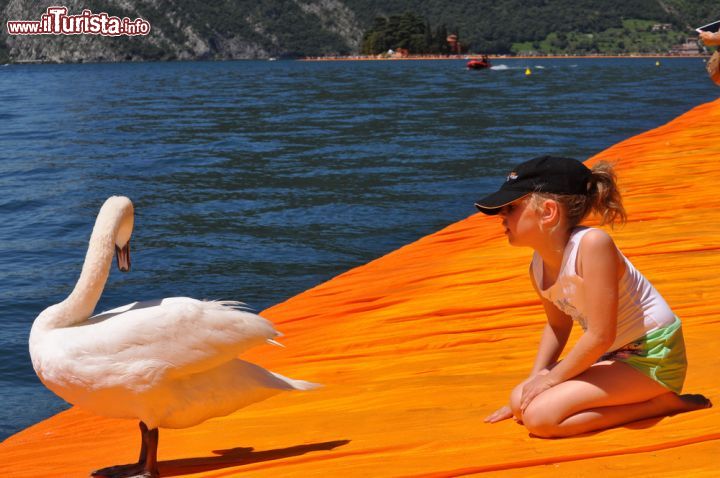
[650,392,712,416]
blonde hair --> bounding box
[532,161,626,228]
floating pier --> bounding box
[2,99,719,477]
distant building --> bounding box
[388,48,409,58]
[652,23,672,32]
[670,38,701,55]
[446,34,462,54]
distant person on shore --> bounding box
[700,28,720,86]
[478,155,711,437]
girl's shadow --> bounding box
[158,440,351,476]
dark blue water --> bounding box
[1,58,717,440]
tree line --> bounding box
[350,0,714,54]
[361,12,463,55]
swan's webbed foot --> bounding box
[91,463,155,478]
[90,421,159,478]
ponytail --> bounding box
[587,161,626,227]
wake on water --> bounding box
[490,64,546,70]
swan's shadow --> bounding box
[158,439,351,476]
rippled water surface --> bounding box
[1,58,717,439]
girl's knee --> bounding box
[510,371,550,420]
[522,400,562,438]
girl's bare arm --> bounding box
[520,230,620,410]
[529,269,574,375]
[484,268,572,423]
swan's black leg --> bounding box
[90,421,156,477]
[138,421,149,465]
[143,427,159,478]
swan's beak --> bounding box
[115,242,131,272]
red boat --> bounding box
[467,57,491,70]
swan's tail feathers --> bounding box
[270,372,322,391]
[213,300,253,311]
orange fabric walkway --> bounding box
[3,99,720,477]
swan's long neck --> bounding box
[63,221,117,323]
[34,198,132,331]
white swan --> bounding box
[29,196,317,478]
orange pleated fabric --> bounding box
[2,99,719,477]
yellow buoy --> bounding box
[656,60,660,67]
[525,67,532,76]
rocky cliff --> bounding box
[1,0,363,63]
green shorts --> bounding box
[600,316,687,394]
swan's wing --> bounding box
[147,359,320,429]
[55,297,279,389]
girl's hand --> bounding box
[520,374,554,411]
[484,404,513,423]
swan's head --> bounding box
[99,196,134,272]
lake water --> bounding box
[1,58,717,440]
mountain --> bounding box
[1,0,718,63]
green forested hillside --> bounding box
[347,0,719,53]
[658,0,720,29]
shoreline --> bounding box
[3,54,709,66]
[301,53,709,61]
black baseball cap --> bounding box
[475,155,592,215]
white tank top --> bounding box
[531,227,676,352]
